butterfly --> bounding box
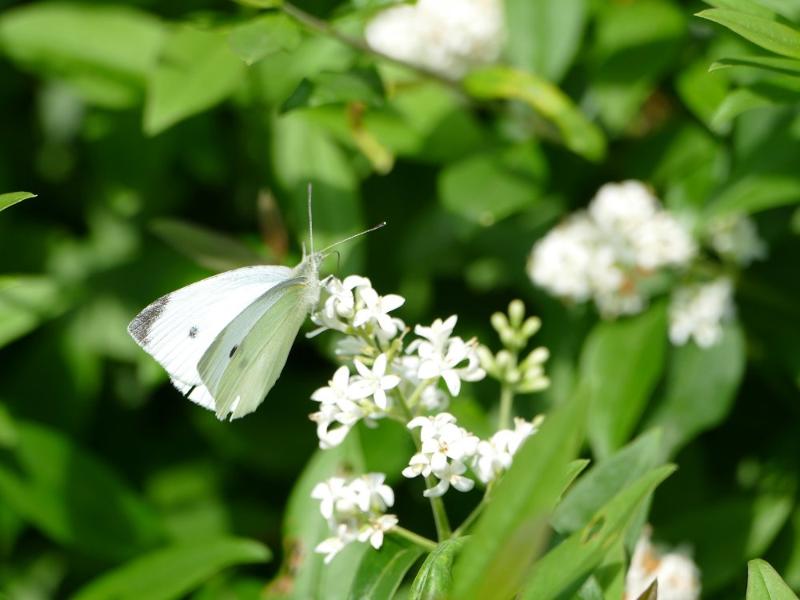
[128,190,384,421]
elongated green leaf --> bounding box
[505,0,587,82]
[583,304,668,459]
[451,392,589,600]
[645,324,745,456]
[703,0,777,19]
[463,66,606,162]
[0,192,36,213]
[0,3,164,107]
[74,538,270,600]
[519,465,676,600]
[711,85,799,133]
[265,436,365,599]
[150,219,269,272]
[0,276,69,349]
[144,27,245,135]
[410,538,466,600]
[348,536,423,600]
[0,421,162,559]
[697,9,800,60]
[711,55,800,77]
[706,173,800,216]
[228,14,300,66]
[747,559,800,600]
[552,429,665,534]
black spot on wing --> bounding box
[184,385,197,398]
[129,294,170,346]
[229,344,238,358]
[189,326,198,339]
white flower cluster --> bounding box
[707,213,767,266]
[364,0,505,79]
[402,412,542,496]
[669,278,734,348]
[312,473,398,564]
[625,527,701,600]
[528,181,696,318]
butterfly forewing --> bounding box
[127,265,293,409]
[197,278,310,420]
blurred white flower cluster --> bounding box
[311,473,398,563]
[529,180,766,348]
[625,527,701,600]
[307,283,551,562]
[364,0,505,79]
[528,181,696,318]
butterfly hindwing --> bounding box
[197,278,310,420]
[127,265,293,409]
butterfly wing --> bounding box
[197,277,312,420]
[127,265,293,410]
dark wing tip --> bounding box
[129,294,170,346]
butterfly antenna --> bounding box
[307,183,314,256]
[319,221,387,256]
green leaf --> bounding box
[265,436,365,599]
[645,324,745,456]
[711,85,800,133]
[703,0,777,19]
[0,276,69,349]
[0,3,164,107]
[0,421,162,559]
[706,172,800,216]
[463,66,606,162]
[409,538,466,600]
[0,192,36,213]
[149,218,269,272]
[73,538,270,600]
[747,559,800,600]
[451,392,589,600]
[144,27,245,135]
[582,304,668,459]
[697,9,800,60]
[348,536,423,600]
[438,143,546,226]
[504,0,587,82]
[711,55,800,77]
[519,465,676,600]
[228,14,300,66]
[552,429,665,534]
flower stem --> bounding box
[280,1,463,93]
[395,385,452,541]
[392,526,438,552]
[453,487,491,538]
[498,384,514,430]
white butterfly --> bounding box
[128,194,383,421]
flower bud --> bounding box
[521,316,541,339]
[508,299,525,328]
[490,312,509,335]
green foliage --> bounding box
[0,0,798,597]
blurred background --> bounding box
[1,0,800,597]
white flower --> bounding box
[410,315,458,355]
[365,0,505,79]
[707,214,767,266]
[312,473,399,562]
[589,180,660,234]
[404,413,479,497]
[323,275,371,321]
[423,460,474,498]
[473,416,543,484]
[309,366,365,449]
[625,527,701,600]
[358,514,398,549]
[351,354,401,410]
[353,287,405,338]
[669,278,734,348]
[630,212,696,271]
[417,337,486,396]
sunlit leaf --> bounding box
[410,538,466,600]
[73,538,270,600]
[144,27,245,135]
[451,391,589,600]
[0,192,36,213]
[463,66,606,162]
[747,559,799,600]
[697,9,800,60]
